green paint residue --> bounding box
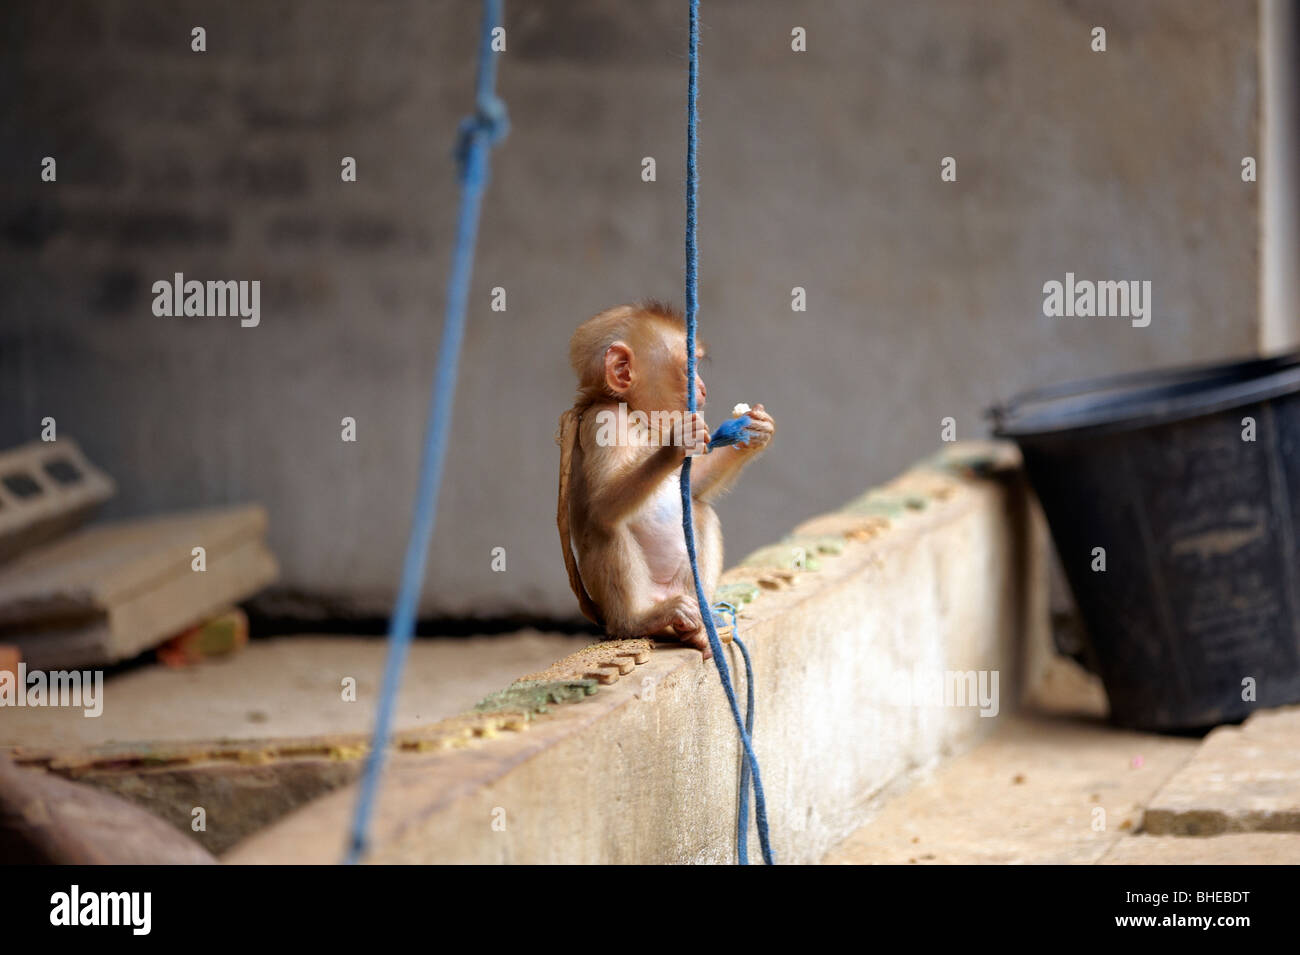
[715,581,761,606]
[742,543,821,572]
[781,534,846,556]
[843,492,927,517]
[473,678,599,717]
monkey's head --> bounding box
[569,301,707,414]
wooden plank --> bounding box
[0,505,269,626]
[7,535,278,669]
[0,438,115,564]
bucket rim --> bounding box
[990,349,1300,439]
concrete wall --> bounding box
[0,0,1262,617]
[226,444,1048,864]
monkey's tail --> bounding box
[556,408,604,628]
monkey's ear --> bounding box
[603,341,634,395]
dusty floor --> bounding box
[822,711,1199,864]
[823,658,1300,864]
[1,630,594,749]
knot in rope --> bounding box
[455,93,509,181]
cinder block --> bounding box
[0,438,115,564]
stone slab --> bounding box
[1143,705,1300,835]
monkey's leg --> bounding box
[604,594,701,640]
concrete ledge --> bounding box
[1143,705,1300,835]
[13,737,371,856]
[3,634,614,854]
[227,442,1048,864]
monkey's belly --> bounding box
[629,476,691,599]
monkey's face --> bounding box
[635,328,707,414]
[603,326,707,414]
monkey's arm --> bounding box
[582,434,685,526]
[691,446,755,504]
[690,404,775,505]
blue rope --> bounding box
[712,602,757,860]
[345,0,508,865]
[683,0,774,865]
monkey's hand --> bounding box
[679,411,711,458]
[734,403,775,452]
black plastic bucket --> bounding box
[991,351,1300,731]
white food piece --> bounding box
[732,402,751,417]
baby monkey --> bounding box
[556,301,775,658]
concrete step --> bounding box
[825,661,1300,864]
[1143,705,1300,836]
[823,704,1198,864]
